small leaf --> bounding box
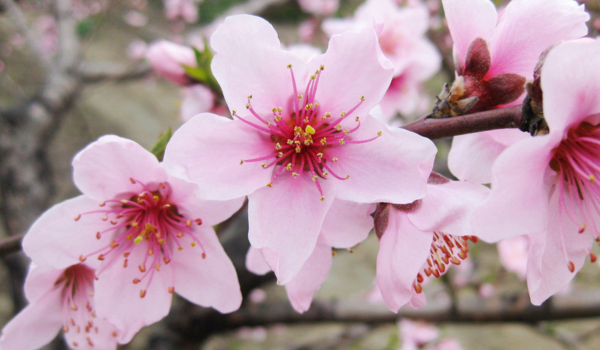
[150,127,173,162]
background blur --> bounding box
[2,0,600,349]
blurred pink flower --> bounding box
[323,0,440,121]
[34,14,58,57]
[497,235,529,280]
[0,264,124,350]
[127,39,148,61]
[146,40,197,85]
[472,39,600,305]
[164,0,199,23]
[298,0,339,16]
[399,318,439,350]
[180,84,216,121]
[376,174,488,312]
[123,10,148,27]
[164,15,436,285]
[23,135,244,337]
[426,339,465,350]
[247,199,375,313]
[444,0,589,184]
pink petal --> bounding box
[23,196,113,269]
[408,180,489,234]
[94,244,173,333]
[210,15,306,115]
[171,226,242,313]
[308,28,393,130]
[285,244,332,313]
[497,235,529,280]
[320,199,375,248]
[0,288,63,350]
[246,247,272,275]
[328,115,436,204]
[146,40,196,85]
[471,134,561,242]
[180,85,215,122]
[376,210,433,312]
[448,129,530,184]
[23,263,63,303]
[73,135,167,201]
[527,194,593,305]
[163,113,274,200]
[442,0,497,69]
[488,0,589,78]
[63,315,120,350]
[166,175,245,226]
[541,38,600,133]
[248,173,335,285]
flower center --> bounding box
[75,179,205,298]
[58,264,117,347]
[550,121,600,272]
[412,232,477,294]
[235,64,382,201]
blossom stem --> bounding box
[402,105,523,140]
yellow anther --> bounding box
[297,94,303,99]
[134,236,143,244]
[153,195,159,201]
[320,65,325,70]
[320,196,325,202]
[278,107,283,112]
[341,112,346,118]
[267,183,273,187]
[344,129,350,134]
[278,152,283,158]
[148,248,154,256]
[292,172,299,177]
[310,74,316,80]
[275,116,281,121]
[321,137,327,145]
[312,176,317,181]
[325,112,331,118]
[305,104,313,110]
[287,139,294,145]
[178,246,183,251]
[305,125,316,134]
[232,110,237,116]
[314,103,319,108]
[276,143,281,150]
[287,64,292,68]
[240,160,244,165]
[246,103,251,109]
[345,175,350,179]
[261,163,267,168]
[266,122,271,126]
[355,116,360,122]
[323,172,329,176]
[339,139,345,144]
[272,107,277,112]
[377,131,383,136]
[74,214,81,221]
[317,152,323,158]
[248,95,253,99]
[191,242,196,247]
[159,239,165,245]
[295,146,301,153]
[590,175,596,183]
[286,163,292,170]
[336,125,342,131]
[361,96,365,101]
[332,157,338,162]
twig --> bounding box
[78,62,152,84]
[0,234,23,257]
[402,105,523,139]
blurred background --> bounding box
[2,0,600,349]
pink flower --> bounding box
[376,174,488,312]
[472,38,600,305]
[444,0,589,184]
[146,40,197,85]
[23,135,243,335]
[0,263,124,350]
[163,15,437,285]
[323,0,440,121]
[497,235,529,280]
[298,0,339,17]
[246,199,375,313]
[164,0,199,23]
[399,318,439,350]
[181,84,216,121]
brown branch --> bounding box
[402,105,523,139]
[0,234,24,257]
[78,62,152,84]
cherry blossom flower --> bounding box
[497,235,529,280]
[443,0,589,184]
[180,84,217,121]
[146,40,197,85]
[23,135,244,335]
[375,173,488,312]
[246,199,375,313]
[323,0,440,121]
[164,15,437,285]
[472,38,600,305]
[398,318,439,350]
[0,263,123,350]
[164,0,199,23]
[298,0,339,17]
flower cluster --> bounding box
[2,0,600,347]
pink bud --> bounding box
[146,40,197,85]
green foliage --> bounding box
[150,127,173,162]
[76,18,96,38]
[198,0,246,24]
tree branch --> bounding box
[403,105,524,139]
[77,62,152,84]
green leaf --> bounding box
[150,127,173,162]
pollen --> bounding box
[305,125,316,135]
[377,131,383,136]
[134,236,143,244]
[74,214,81,221]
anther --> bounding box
[139,264,146,273]
[320,196,325,202]
[232,110,237,116]
[312,176,318,181]
[332,157,338,162]
[202,253,206,259]
[287,64,292,68]
[240,160,244,165]
[140,290,146,298]
[568,261,575,273]
[129,178,136,184]
[590,175,596,183]
[110,241,118,248]
[590,253,597,263]
[155,264,160,271]
[361,96,365,101]
[186,220,192,227]
[123,259,128,268]
[168,286,175,294]
[134,236,143,244]
[74,214,81,221]
[246,103,250,109]
[579,224,586,234]
[261,163,267,168]
[276,143,281,150]
[339,139,345,144]
[355,116,360,122]
[292,172,299,177]
[101,215,108,221]
[164,257,171,264]
[267,183,273,187]
[191,242,197,247]
[79,255,86,262]
[98,254,105,261]
[120,199,128,204]
[377,131,382,136]
[148,248,154,256]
